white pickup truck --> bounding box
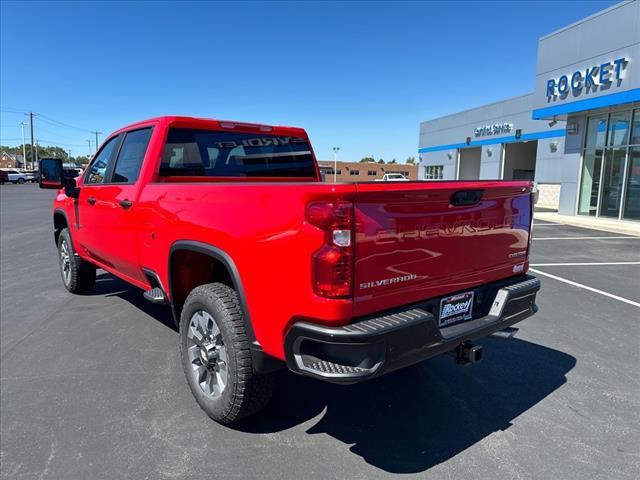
[376,172,409,182]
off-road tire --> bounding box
[57,228,96,294]
[180,283,275,425]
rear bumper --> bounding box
[284,275,540,384]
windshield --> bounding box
[160,128,316,178]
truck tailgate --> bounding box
[353,181,532,317]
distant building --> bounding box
[0,152,25,169]
[317,160,418,182]
[419,1,639,222]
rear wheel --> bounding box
[58,228,96,294]
[180,283,274,425]
[17,178,25,184]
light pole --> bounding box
[19,122,27,170]
[332,147,340,183]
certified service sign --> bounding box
[474,123,513,137]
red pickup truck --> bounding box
[39,116,540,425]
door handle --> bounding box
[119,199,133,209]
[87,196,96,205]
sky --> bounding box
[0,0,617,162]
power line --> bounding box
[1,137,87,147]
[36,124,84,140]
[37,113,94,133]
[0,108,27,114]
[34,138,89,147]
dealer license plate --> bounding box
[439,291,474,327]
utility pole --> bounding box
[332,147,340,183]
[87,140,92,156]
[68,149,72,164]
[27,112,36,170]
[19,122,27,170]
[91,131,102,152]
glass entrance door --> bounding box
[599,148,626,217]
[578,150,603,216]
[580,109,640,221]
[623,147,640,220]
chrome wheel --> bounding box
[59,239,71,285]
[186,310,228,399]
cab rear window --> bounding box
[160,128,316,178]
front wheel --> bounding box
[58,228,96,294]
[180,283,275,425]
[17,178,25,184]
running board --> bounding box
[143,287,167,305]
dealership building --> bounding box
[419,1,639,221]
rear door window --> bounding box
[160,128,316,178]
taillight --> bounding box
[306,201,353,298]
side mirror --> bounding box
[39,158,63,189]
[63,177,80,198]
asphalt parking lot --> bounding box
[1,184,639,480]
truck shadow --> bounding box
[93,272,575,474]
[238,337,576,474]
[93,273,178,332]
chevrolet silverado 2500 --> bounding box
[39,116,540,425]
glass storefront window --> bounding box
[578,150,603,216]
[607,111,631,147]
[579,109,640,221]
[585,115,608,149]
[623,147,640,220]
[631,109,640,145]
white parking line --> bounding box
[533,236,640,241]
[531,262,640,267]
[529,268,640,308]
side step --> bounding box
[143,287,167,305]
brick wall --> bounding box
[318,161,418,182]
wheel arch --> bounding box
[168,240,257,346]
[53,209,69,246]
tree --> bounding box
[71,155,90,166]
[359,157,375,163]
[377,159,385,164]
[388,158,397,164]
[406,156,416,164]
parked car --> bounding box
[39,116,539,425]
[3,169,29,184]
[63,168,82,179]
[23,171,39,183]
[375,172,410,181]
